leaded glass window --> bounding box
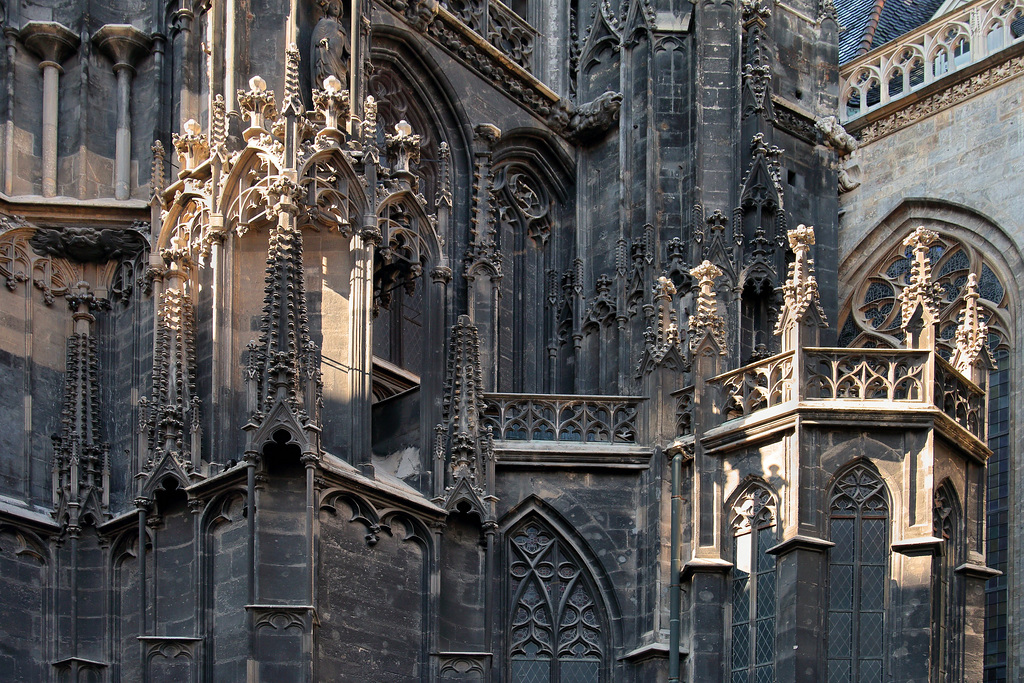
[933,482,965,681]
[730,485,777,683]
[836,232,1011,682]
[827,464,889,683]
[508,520,605,682]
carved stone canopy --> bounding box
[92,24,153,72]
[20,21,80,66]
[30,226,148,263]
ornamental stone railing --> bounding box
[713,351,795,420]
[444,0,537,72]
[705,347,986,440]
[839,0,1024,122]
[482,394,642,444]
[803,348,928,401]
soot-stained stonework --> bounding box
[0,0,1002,682]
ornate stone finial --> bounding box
[385,120,422,177]
[688,260,726,354]
[238,75,277,136]
[313,76,350,141]
[639,276,684,375]
[151,140,166,198]
[282,43,303,115]
[774,224,827,339]
[436,141,453,208]
[899,227,942,337]
[952,273,989,375]
[211,94,227,156]
[245,211,322,431]
[172,119,209,171]
[362,96,378,145]
[53,278,111,529]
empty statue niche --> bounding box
[741,278,777,363]
[257,430,307,605]
[261,429,305,476]
[439,504,488,652]
[150,478,196,630]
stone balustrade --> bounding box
[839,0,1024,122]
[705,347,986,440]
[445,0,537,72]
[482,393,642,444]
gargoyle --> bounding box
[566,91,623,144]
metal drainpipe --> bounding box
[668,449,682,682]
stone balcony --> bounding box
[840,0,1024,122]
[680,345,988,458]
[482,393,651,468]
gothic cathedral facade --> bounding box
[0,0,1006,681]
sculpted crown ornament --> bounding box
[689,260,727,355]
[774,224,827,338]
[172,118,209,171]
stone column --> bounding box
[20,21,79,197]
[92,25,153,200]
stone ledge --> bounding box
[620,641,688,662]
[494,442,652,469]
[681,557,733,581]
[0,495,60,532]
[955,562,1002,579]
[767,534,835,555]
[891,535,943,557]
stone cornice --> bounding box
[847,41,1024,145]
[699,402,991,463]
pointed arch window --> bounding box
[507,520,606,683]
[730,485,777,683]
[933,482,965,681]
[827,464,890,683]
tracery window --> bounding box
[730,485,777,683]
[837,233,1011,682]
[507,520,605,683]
[827,464,889,683]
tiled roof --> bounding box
[837,0,947,64]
